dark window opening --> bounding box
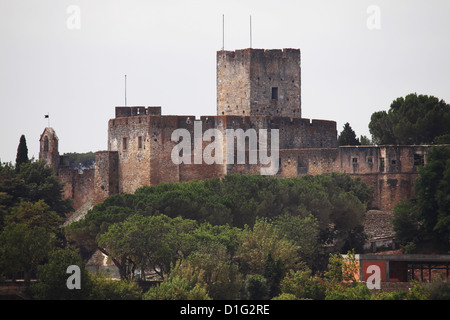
[352,157,358,163]
[380,157,385,172]
[123,137,127,151]
[367,157,373,164]
[138,136,143,149]
[391,159,396,165]
[271,87,279,100]
[43,136,49,152]
[414,154,424,166]
[297,156,307,174]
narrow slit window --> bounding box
[138,136,143,149]
[271,87,279,100]
[123,137,127,151]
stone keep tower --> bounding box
[217,48,301,118]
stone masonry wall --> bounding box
[108,115,151,194]
[93,151,119,205]
[105,109,337,196]
[217,49,301,118]
[57,167,94,212]
[249,49,301,118]
[217,50,251,116]
[265,145,428,210]
[78,106,431,212]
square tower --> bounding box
[217,48,301,118]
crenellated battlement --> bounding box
[108,107,337,151]
[115,106,161,118]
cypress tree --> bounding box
[337,122,361,146]
[15,134,29,169]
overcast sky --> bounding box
[1,0,449,163]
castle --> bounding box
[39,48,431,218]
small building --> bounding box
[355,254,450,286]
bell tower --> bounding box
[39,127,60,172]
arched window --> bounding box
[44,136,49,152]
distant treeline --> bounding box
[63,152,95,169]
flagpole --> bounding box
[222,14,225,51]
[250,15,252,49]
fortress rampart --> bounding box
[38,48,436,214]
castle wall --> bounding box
[58,167,95,212]
[376,173,417,210]
[108,115,151,194]
[219,116,337,149]
[93,151,119,205]
[105,109,337,197]
[50,108,431,212]
[148,115,182,185]
[147,115,226,184]
[48,115,432,212]
[72,169,95,210]
[262,145,427,210]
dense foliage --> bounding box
[392,146,450,253]
[1,138,449,300]
[337,123,361,146]
[0,159,73,283]
[369,93,450,145]
[66,173,373,274]
[0,160,73,222]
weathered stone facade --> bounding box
[101,107,337,186]
[217,49,301,118]
[39,128,95,213]
[39,48,436,214]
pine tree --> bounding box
[15,134,29,169]
[337,123,361,146]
